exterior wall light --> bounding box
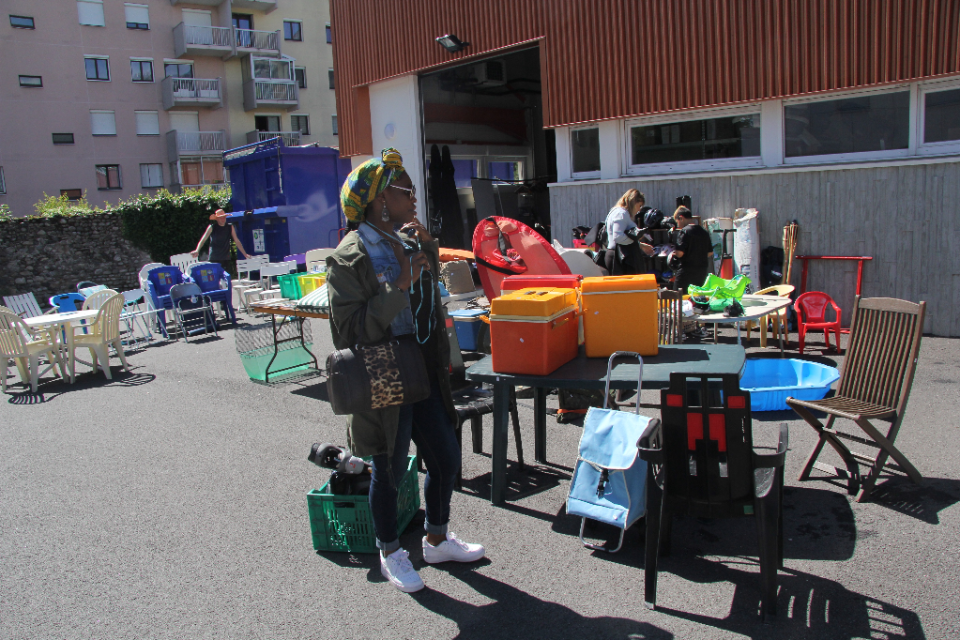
[436,34,470,53]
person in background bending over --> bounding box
[192,209,251,274]
[604,189,654,275]
[671,206,713,294]
[326,148,485,594]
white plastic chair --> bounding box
[0,309,65,393]
[82,289,119,311]
[119,289,155,346]
[304,248,335,273]
[2,293,51,319]
[170,252,199,273]
[234,254,269,312]
[137,263,165,331]
[243,260,297,308]
[68,292,131,381]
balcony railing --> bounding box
[234,28,280,53]
[166,130,226,162]
[242,79,299,111]
[173,23,233,57]
[161,77,222,110]
[246,131,301,147]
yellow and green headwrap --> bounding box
[340,148,405,223]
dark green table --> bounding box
[465,344,746,504]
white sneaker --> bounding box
[422,532,485,564]
[380,548,424,593]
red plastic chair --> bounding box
[794,291,842,354]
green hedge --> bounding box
[115,188,231,263]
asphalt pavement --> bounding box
[2,311,958,640]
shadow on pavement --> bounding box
[411,568,675,640]
[653,559,925,640]
[458,463,568,502]
[5,370,156,403]
[868,477,960,525]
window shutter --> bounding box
[124,4,149,25]
[141,164,162,187]
[90,111,116,135]
[77,0,105,26]
[135,111,159,135]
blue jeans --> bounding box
[369,379,461,553]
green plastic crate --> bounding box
[277,273,303,300]
[307,455,420,553]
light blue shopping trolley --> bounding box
[566,351,659,553]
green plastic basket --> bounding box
[277,273,303,300]
[307,455,420,553]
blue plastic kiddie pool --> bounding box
[739,358,840,411]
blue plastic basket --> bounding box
[739,358,840,411]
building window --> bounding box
[283,20,302,41]
[124,3,149,29]
[923,87,960,145]
[61,189,83,200]
[85,56,110,81]
[295,67,306,89]
[52,133,75,145]
[77,0,105,27]
[140,164,163,188]
[328,69,335,90]
[135,111,160,136]
[164,62,194,78]
[90,110,116,136]
[255,115,281,132]
[784,91,909,158]
[130,59,154,82]
[291,115,310,135]
[0,167,5,194]
[325,23,331,43]
[629,112,760,167]
[332,114,337,136]
[95,164,121,190]
[232,13,253,47]
[571,127,600,175]
[18,75,42,87]
[10,15,35,29]
[253,57,294,81]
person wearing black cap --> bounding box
[671,206,713,294]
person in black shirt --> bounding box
[192,209,251,274]
[672,206,713,294]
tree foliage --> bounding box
[33,192,99,217]
[115,187,231,263]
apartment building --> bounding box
[0,0,338,216]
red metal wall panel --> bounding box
[331,0,960,157]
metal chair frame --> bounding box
[169,283,218,342]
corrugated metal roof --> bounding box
[331,0,960,156]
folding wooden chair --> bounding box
[787,296,926,503]
[657,289,683,345]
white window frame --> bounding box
[135,110,160,136]
[90,110,116,136]
[290,114,310,136]
[570,125,602,180]
[124,3,149,29]
[623,103,763,176]
[84,55,110,82]
[782,84,914,166]
[283,20,303,42]
[77,0,105,27]
[130,57,154,83]
[140,163,163,188]
[918,77,960,157]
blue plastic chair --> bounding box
[188,263,235,325]
[144,266,186,338]
[49,293,85,313]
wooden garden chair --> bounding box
[657,289,683,345]
[786,296,926,502]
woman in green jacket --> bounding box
[327,149,485,593]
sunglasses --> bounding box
[389,184,416,199]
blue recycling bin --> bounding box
[223,138,353,259]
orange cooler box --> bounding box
[581,274,659,357]
[490,288,579,376]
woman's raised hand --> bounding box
[400,220,433,243]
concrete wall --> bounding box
[0,214,149,305]
[549,159,960,337]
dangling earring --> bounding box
[380,200,391,222]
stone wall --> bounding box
[0,213,151,307]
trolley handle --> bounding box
[602,351,643,414]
